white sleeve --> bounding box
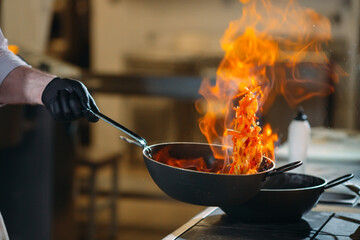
[0,212,9,240]
[0,28,29,86]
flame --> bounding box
[155,146,224,173]
[196,0,342,173]
[155,0,342,174]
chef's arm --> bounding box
[0,65,99,122]
[0,28,98,121]
[0,65,53,105]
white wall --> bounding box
[90,0,352,72]
[90,0,359,129]
[91,0,245,73]
[1,0,54,53]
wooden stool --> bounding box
[77,153,121,240]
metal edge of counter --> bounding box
[162,207,218,240]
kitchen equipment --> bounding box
[344,182,360,206]
[288,108,311,173]
[92,111,302,206]
[220,173,354,222]
[165,207,360,240]
[319,192,358,205]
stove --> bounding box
[165,207,360,239]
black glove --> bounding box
[41,77,99,122]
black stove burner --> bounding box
[177,209,360,240]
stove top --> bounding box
[171,208,360,240]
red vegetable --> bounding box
[226,89,276,174]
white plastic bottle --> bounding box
[288,108,311,173]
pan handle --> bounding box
[88,110,148,149]
[324,174,354,189]
[266,161,303,177]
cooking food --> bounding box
[226,89,276,174]
[91,110,302,206]
[143,142,301,206]
[154,89,277,175]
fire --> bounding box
[155,0,341,174]
[155,146,224,173]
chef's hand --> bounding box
[41,77,99,122]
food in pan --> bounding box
[226,89,276,174]
[154,88,277,175]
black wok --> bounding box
[220,173,354,222]
[93,111,302,206]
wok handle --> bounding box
[324,174,354,189]
[89,110,148,149]
[267,161,303,177]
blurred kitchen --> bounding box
[0,0,359,239]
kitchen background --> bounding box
[0,0,359,239]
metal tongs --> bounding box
[344,182,360,207]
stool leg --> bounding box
[88,167,96,240]
[110,160,118,239]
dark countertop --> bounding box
[165,206,360,240]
